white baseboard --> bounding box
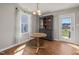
[54,39,79,45]
[0,38,31,52]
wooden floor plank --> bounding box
[0,39,79,55]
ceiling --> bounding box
[18,3,79,14]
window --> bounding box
[21,15,28,33]
[16,8,31,40]
[61,17,71,39]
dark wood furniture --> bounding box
[39,15,53,40]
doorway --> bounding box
[59,13,75,43]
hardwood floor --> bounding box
[0,39,79,55]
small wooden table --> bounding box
[32,33,47,54]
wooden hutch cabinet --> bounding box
[39,15,53,40]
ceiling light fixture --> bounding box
[32,3,42,16]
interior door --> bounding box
[59,13,75,43]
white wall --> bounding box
[0,3,16,49]
[0,3,38,50]
[31,15,39,33]
[43,7,79,44]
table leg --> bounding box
[35,37,40,54]
[35,47,39,53]
[35,37,45,54]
